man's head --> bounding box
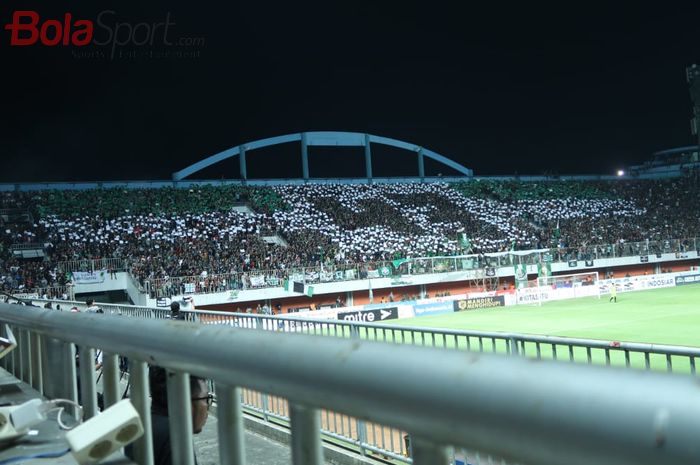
[86,299,94,306]
[149,366,210,434]
[170,301,180,314]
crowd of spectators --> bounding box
[1,177,699,295]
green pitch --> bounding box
[394,285,700,347]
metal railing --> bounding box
[58,257,131,273]
[134,236,699,297]
[30,298,700,375]
[30,297,700,461]
[2,302,700,465]
[9,242,44,251]
[188,310,700,374]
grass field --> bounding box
[393,284,700,347]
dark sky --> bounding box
[1,3,699,182]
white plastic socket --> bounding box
[66,399,143,465]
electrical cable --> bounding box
[40,399,84,430]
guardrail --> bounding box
[2,302,700,465]
[27,298,700,462]
[30,299,700,375]
[9,242,44,251]
[187,310,700,374]
[58,257,131,273]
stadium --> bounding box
[1,122,700,464]
[2,7,700,465]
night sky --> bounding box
[1,3,699,182]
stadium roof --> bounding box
[172,131,474,181]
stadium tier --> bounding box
[1,178,699,298]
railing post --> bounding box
[78,346,98,419]
[217,385,245,465]
[130,360,154,465]
[102,353,120,408]
[410,436,451,465]
[20,328,31,385]
[508,337,519,356]
[9,326,17,376]
[30,333,43,395]
[166,371,195,465]
[289,403,323,465]
[356,418,368,456]
[261,392,270,422]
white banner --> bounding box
[249,275,266,287]
[599,275,675,294]
[71,269,107,284]
[14,293,39,300]
[516,283,598,304]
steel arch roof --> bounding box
[172,131,472,180]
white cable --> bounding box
[40,399,84,430]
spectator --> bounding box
[85,299,100,313]
[126,366,211,465]
[1,178,698,297]
[170,301,185,321]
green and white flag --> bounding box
[537,262,551,277]
[514,264,528,289]
[305,285,314,297]
[459,233,471,248]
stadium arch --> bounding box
[171,131,474,181]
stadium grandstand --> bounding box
[1,165,699,306]
[2,130,700,465]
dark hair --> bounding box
[149,366,206,416]
[170,301,180,312]
[86,299,94,306]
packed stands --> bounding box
[1,178,699,296]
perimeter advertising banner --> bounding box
[598,275,676,294]
[675,274,700,286]
[453,295,505,311]
[338,307,399,322]
[413,302,454,317]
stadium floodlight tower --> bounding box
[688,64,700,150]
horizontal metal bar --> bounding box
[3,304,700,465]
[31,297,700,359]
